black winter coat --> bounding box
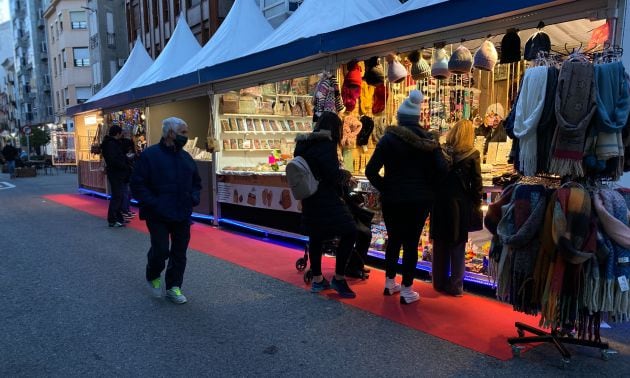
[430,150,483,244]
[130,139,202,222]
[101,135,131,182]
[2,144,18,161]
[365,124,447,204]
[293,131,355,237]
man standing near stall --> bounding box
[130,117,202,305]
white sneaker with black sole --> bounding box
[383,277,401,296]
[400,285,420,304]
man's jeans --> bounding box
[7,160,15,177]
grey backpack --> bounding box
[286,156,319,200]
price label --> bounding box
[619,276,629,292]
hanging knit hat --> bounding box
[500,30,521,63]
[372,83,386,114]
[386,53,407,83]
[524,31,551,61]
[474,40,499,71]
[342,60,363,112]
[448,45,473,74]
[397,89,423,124]
[431,48,450,80]
[363,56,385,86]
[356,115,375,146]
[408,50,431,81]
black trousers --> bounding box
[346,221,371,273]
[382,201,431,287]
[145,218,191,290]
[309,228,356,277]
[107,176,125,224]
[432,239,466,294]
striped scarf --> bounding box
[540,186,596,329]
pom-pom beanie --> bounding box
[524,31,551,61]
[397,89,424,124]
[386,53,408,83]
[474,40,498,71]
[409,51,431,81]
[342,60,362,111]
[500,30,521,63]
[431,48,450,80]
[448,45,473,74]
[363,56,385,86]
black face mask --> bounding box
[174,134,188,148]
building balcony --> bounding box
[40,51,48,61]
[37,18,45,29]
[90,34,99,49]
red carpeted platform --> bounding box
[45,193,540,360]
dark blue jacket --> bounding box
[130,139,202,222]
[101,135,131,182]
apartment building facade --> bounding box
[43,0,93,130]
[9,0,54,131]
[85,0,129,95]
[124,0,235,58]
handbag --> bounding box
[90,124,103,154]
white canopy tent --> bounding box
[390,0,447,15]
[129,13,202,89]
[86,38,153,103]
[249,0,401,54]
[175,0,273,76]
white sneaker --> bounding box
[166,286,188,304]
[383,277,401,296]
[400,285,420,304]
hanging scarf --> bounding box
[513,66,548,176]
[536,66,560,173]
[549,62,597,177]
[498,185,548,314]
[594,189,630,320]
[532,190,557,315]
[541,186,596,329]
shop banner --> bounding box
[217,182,301,213]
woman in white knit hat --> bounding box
[366,90,449,304]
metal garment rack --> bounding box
[508,322,615,368]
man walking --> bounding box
[2,141,19,179]
[130,117,202,304]
[101,125,131,227]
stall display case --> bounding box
[50,132,77,166]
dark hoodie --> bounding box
[101,135,131,181]
[365,123,447,204]
[293,130,355,236]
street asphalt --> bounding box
[0,170,629,377]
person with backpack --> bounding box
[292,111,358,298]
[365,90,448,304]
[430,119,483,297]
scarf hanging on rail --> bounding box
[513,66,548,176]
[593,62,630,179]
[496,184,547,313]
[593,189,630,320]
[549,62,598,177]
[540,185,595,329]
[536,66,560,174]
